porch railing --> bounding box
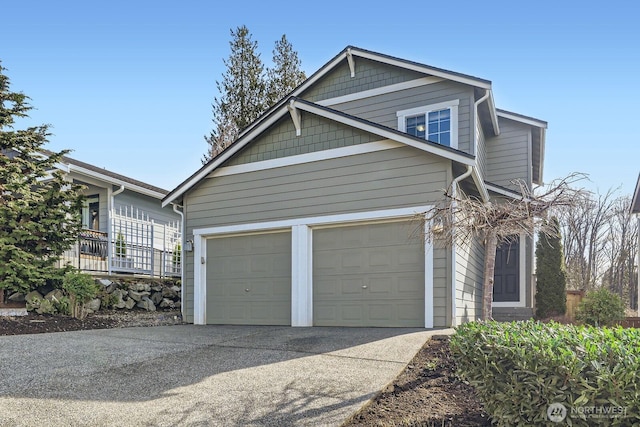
[58,206,182,278]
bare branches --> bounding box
[420,172,588,248]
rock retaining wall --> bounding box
[8,277,181,314]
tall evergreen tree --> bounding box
[0,61,84,297]
[204,25,265,163]
[266,34,306,106]
[535,216,568,318]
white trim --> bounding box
[295,101,474,166]
[193,206,431,237]
[193,206,434,328]
[193,236,206,324]
[396,100,459,150]
[211,140,403,178]
[353,49,491,89]
[492,233,527,308]
[291,224,313,326]
[317,77,444,107]
[486,183,524,199]
[497,110,547,129]
[424,217,434,328]
[67,164,166,200]
[163,97,475,206]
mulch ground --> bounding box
[0,309,183,336]
[343,336,490,427]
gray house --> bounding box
[52,153,182,278]
[163,46,546,327]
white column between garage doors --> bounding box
[193,206,434,328]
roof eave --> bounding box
[68,164,167,200]
[631,174,640,214]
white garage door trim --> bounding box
[193,206,434,327]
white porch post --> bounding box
[291,225,313,326]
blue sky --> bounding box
[2,0,638,196]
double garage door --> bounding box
[205,221,425,327]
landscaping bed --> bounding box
[344,336,490,426]
[0,309,183,336]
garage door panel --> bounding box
[313,221,424,327]
[206,232,291,325]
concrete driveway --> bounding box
[0,325,450,426]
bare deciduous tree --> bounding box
[419,173,586,320]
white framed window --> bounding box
[397,99,459,149]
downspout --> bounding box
[172,203,186,320]
[108,185,125,275]
[473,90,490,157]
[450,165,473,327]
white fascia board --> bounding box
[537,127,546,185]
[497,111,548,129]
[193,205,432,237]
[294,101,475,166]
[162,107,291,207]
[317,76,444,107]
[211,140,402,178]
[471,168,490,202]
[68,165,166,200]
[485,183,527,200]
[487,90,500,136]
[351,49,492,89]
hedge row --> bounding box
[450,321,640,426]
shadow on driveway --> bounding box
[0,325,444,426]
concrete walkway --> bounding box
[0,325,452,426]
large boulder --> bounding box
[124,297,136,310]
[128,290,150,302]
[87,298,101,312]
[161,286,179,300]
[159,298,175,309]
[137,296,156,312]
[130,283,151,292]
[112,289,126,309]
[44,289,64,303]
[151,291,163,306]
[98,279,117,294]
[25,291,44,304]
[7,292,25,303]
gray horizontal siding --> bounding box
[183,146,453,326]
[302,57,425,103]
[455,237,484,325]
[327,80,474,155]
[114,190,179,225]
[188,147,448,228]
[486,118,531,189]
[226,115,380,167]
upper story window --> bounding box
[397,99,459,149]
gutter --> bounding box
[449,165,473,327]
[172,203,186,320]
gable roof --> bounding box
[49,151,169,199]
[632,173,640,214]
[496,108,547,185]
[162,97,479,207]
[234,46,501,147]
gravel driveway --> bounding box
[0,325,448,426]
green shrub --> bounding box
[99,292,118,310]
[115,232,127,258]
[450,320,640,426]
[62,272,99,319]
[576,288,625,327]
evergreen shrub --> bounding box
[450,320,640,426]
